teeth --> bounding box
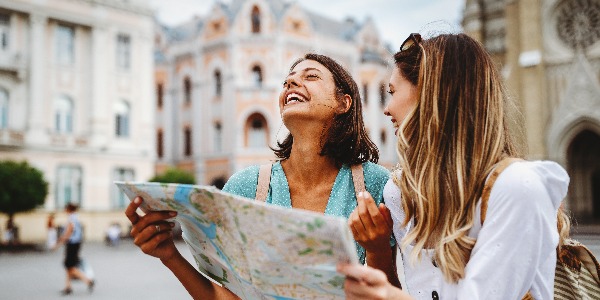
[285,93,306,105]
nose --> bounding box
[285,75,300,89]
[383,105,391,116]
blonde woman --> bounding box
[339,33,569,299]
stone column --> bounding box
[89,24,109,148]
[26,13,47,143]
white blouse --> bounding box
[384,160,569,300]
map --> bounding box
[114,182,358,300]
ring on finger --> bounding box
[155,224,161,233]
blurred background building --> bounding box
[463,0,600,228]
[1,0,599,243]
[0,0,155,241]
[153,0,395,188]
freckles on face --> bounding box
[385,67,418,129]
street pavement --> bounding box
[1,235,599,300]
[0,240,195,300]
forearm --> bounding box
[365,246,401,288]
[161,252,239,300]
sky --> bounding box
[147,0,465,49]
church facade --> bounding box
[463,0,600,226]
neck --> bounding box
[282,134,339,183]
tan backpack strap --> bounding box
[351,164,365,198]
[480,158,524,224]
[255,163,273,202]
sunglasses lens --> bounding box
[402,40,414,51]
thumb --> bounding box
[378,204,393,229]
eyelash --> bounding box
[282,74,320,86]
[387,90,394,95]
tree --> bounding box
[0,160,49,243]
[149,168,195,185]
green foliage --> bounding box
[0,160,49,216]
[149,168,195,185]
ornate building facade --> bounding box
[0,0,155,241]
[154,0,396,188]
[463,0,600,226]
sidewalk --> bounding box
[0,240,195,300]
[1,236,599,300]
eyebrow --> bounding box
[287,67,324,77]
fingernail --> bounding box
[134,197,141,204]
[170,222,175,228]
[169,211,177,217]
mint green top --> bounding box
[222,161,390,264]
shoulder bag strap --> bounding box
[480,157,524,224]
[350,164,365,200]
[255,163,273,202]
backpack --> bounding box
[481,158,600,299]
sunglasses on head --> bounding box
[400,33,422,52]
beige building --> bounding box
[0,0,155,242]
[463,0,600,226]
[154,0,397,188]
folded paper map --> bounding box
[114,182,358,300]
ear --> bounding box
[337,94,352,114]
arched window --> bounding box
[0,88,8,129]
[183,77,192,104]
[113,167,134,208]
[114,100,130,137]
[214,70,222,96]
[184,126,192,156]
[251,6,261,33]
[55,95,73,134]
[214,122,222,152]
[55,165,83,208]
[379,82,386,107]
[245,113,268,148]
[157,83,163,109]
[380,129,387,145]
[157,129,164,158]
[362,83,369,105]
[0,13,9,51]
[252,65,263,87]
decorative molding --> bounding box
[555,0,600,50]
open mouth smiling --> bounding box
[285,92,308,105]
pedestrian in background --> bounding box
[53,203,95,295]
[46,213,57,250]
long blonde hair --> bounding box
[393,33,522,283]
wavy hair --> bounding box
[393,33,524,283]
[272,53,379,166]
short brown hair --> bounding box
[272,53,379,166]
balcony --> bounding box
[0,129,24,147]
[0,51,27,79]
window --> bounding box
[184,77,192,104]
[246,113,267,148]
[157,83,163,108]
[379,82,386,107]
[0,13,9,51]
[0,88,7,129]
[251,65,263,88]
[380,129,387,145]
[114,100,130,137]
[251,6,261,33]
[116,34,131,70]
[55,96,73,134]
[214,70,222,96]
[55,165,83,208]
[363,83,369,105]
[184,127,192,156]
[113,168,134,208]
[56,24,74,65]
[214,122,222,152]
[157,129,164,158]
